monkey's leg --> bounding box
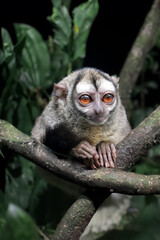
[71,141,100,169]
[97,142,117,168]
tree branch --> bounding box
[50,106,160,240]
[0,106,160,194]
[0,106,160,240]
[119,0,160,107]
[115,106,160,170]
[51,189,110,240]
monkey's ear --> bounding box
[116,77,120,83]
[111,76,120,87]
[116,77,120,89]
[52,83,67,98]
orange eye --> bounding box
[103,93,114,103]
[79,95,92,105]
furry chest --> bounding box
[82,126,119,146]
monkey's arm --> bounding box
[32,120,117,170]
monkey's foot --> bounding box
[71,141,100,170]
[97,142,117,168]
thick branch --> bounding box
[119,0,160,107]
[45,1,160,236]
[1,106,160,240]
[51,190,110,240]
[0,106,160,194]
[38,1,160,237]
[51,106,160,240]
[52,195,95,240]
[115,106,160,170]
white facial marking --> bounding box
[76,82,95,94]
[98,79,115,92]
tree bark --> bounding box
[51,191,110,240]
[1,106,160,192]
[51,106,160,240]
[1,106,160,239]
[115,106,160,170]
[119,0,160,107]
[52,195,94,240]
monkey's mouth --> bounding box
[87,115,108,124]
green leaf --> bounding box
[72,0,99,60]
[14,23,51,90]
[0,191,8,218]
[51,0,71,9]
[14,34,27,67]
[0,192,7,233]
[5,157,36,209]
[0,149,4,158]
[0,204,39,240]
[1,28,14,62]
[50,46,70,82]
[0,50,5,65]
[155,36,160,50]
[48,0,99,79]
[146,81,158,89]
[16,97,35,133]
[48,0,72,48]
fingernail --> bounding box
[105,163,109,168]
[111,163,114,168]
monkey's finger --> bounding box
[78,154,87,159]
[81,141,92,147]
[97,147,104,167]
[80,141,95,151]
[93,160,101,168]
[93,153,101,168]
[77,148,93,159]
[93,151,99,160]
[100,145,109,168]
[84,158,97,169]
[91,163,97,170]
[110,143,117,161]
[85,143,97,153]
[80,144,99,160]
[106,145,114,168]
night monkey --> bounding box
[32,68,131,169]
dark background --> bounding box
[1,0,153,75]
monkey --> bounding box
[31,67,131,169]
[31,68,131,236]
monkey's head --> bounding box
[53,68,120,125]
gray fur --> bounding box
[31,68,131,153]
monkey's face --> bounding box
[73,77,118,125]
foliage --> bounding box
[100,195,160,240]
[48,0,99,82]
[118,40,160,240]
[130,40,160,173]
[0,0,99,238]
[0,192,39,240]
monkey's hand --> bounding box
[97,142,117,168]
[71,141,100,170]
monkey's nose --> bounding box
[94,106,104,115]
